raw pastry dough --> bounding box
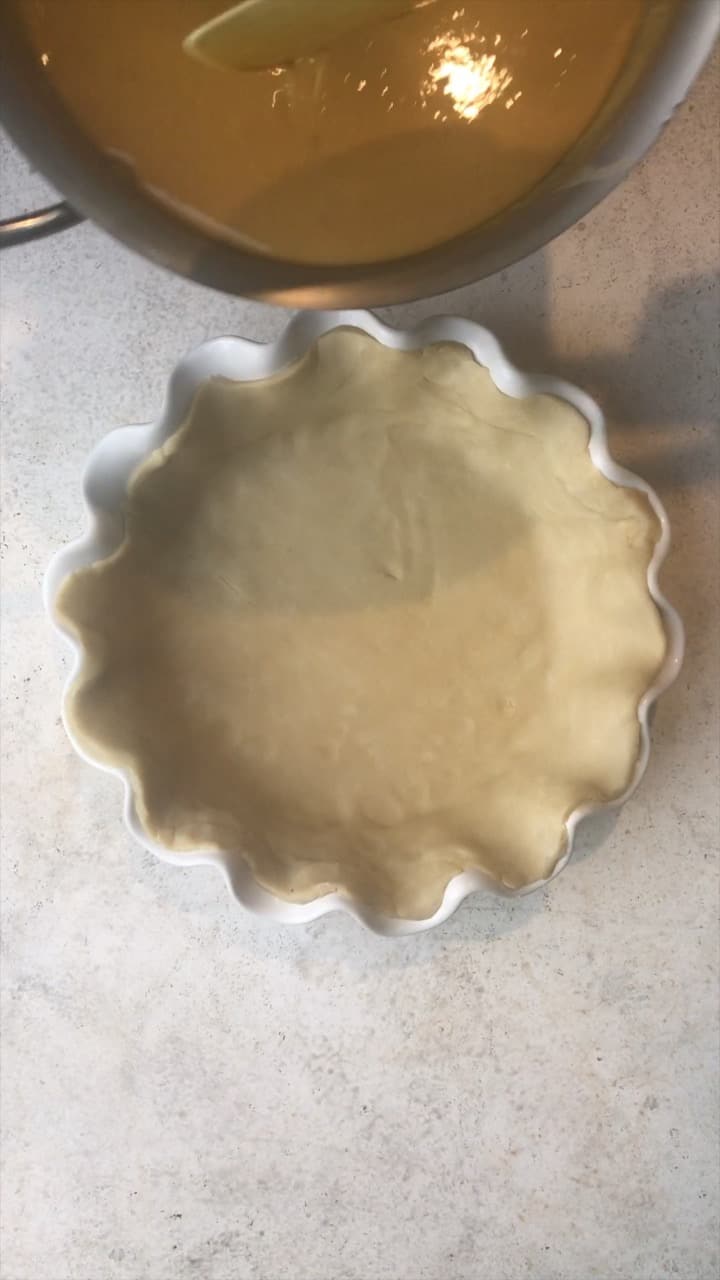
[58,331,667,918]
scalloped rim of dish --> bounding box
[44,310,684,936]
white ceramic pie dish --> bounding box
[45,310,684,935]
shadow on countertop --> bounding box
[384,260,719,491]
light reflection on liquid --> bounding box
[424,35,513,121]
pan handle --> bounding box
[0,201,84,247]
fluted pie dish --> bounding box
[45,311,683,934]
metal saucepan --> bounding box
[0,1,717,307]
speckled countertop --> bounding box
[1,50,718,1280]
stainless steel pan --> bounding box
[0,0,716,307]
